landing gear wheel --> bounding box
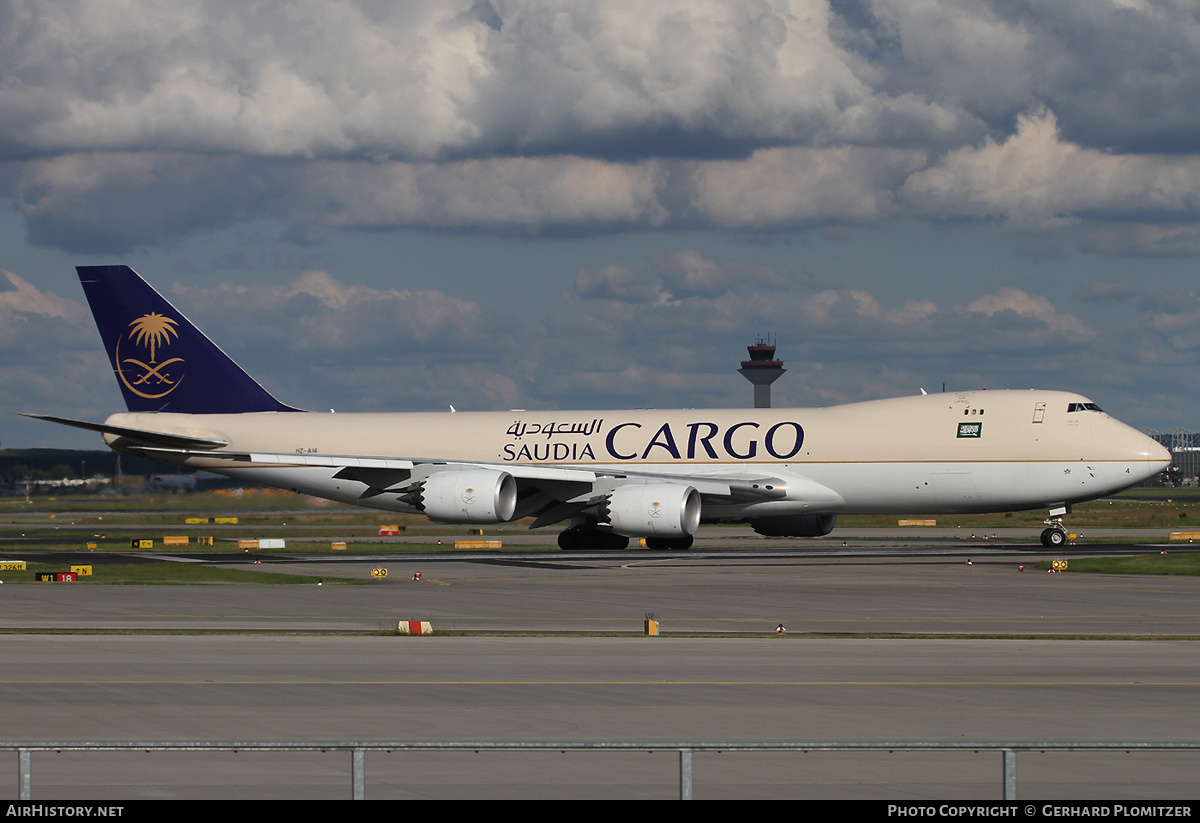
[644,535,694,551]
[1040,527,1066,548]
[557,527,629,551]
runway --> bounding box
[2,543,1199,799]
[6,544,1200,634]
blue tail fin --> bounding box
[77,265,300,414]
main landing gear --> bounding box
[556,527,694,551]
[557,526,629,551]
[1040,505,1071,548]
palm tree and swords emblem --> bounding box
[116,312,185,399]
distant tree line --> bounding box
[1,449,157,483]
[0,449,239,492]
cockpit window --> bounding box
[1067,402,1104,413]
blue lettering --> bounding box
[764,422,804,459]
[724,422,759,459]
[686,422,719,459]
[505,420,803,463]
[605,422,642,460]
[641,423,681,460]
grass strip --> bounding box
[0,562,363,585]
[1036,553,1200,575]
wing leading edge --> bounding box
[121,443,817,542]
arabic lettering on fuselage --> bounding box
[505,419,604,439]
[502,419,804,462]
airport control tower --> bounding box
[738,336,786,408]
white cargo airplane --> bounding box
[26,266,1170,550]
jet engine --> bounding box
[750,513,837,537]
[419,469,517,524]
[602,483,701,538]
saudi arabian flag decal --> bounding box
[957,422,983,438]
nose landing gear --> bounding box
[1040,505,1071,548]
[1040,526,1067,547]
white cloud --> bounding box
[5,3,1200,248]
[964,286,1093,344]
[474,0,928,149]
[303,156,669,228]
[800,289,938,328]
[576,250,788,304]
[0,270,89,325]
[1080,224,1200,257]
[869,0,1034,121]
[575,263,665,304]
[1074,281,1141,303]
[3,1,491,159]
[0,270,114,430]
[171,270,503,354]
[0,0,988,163]
[3,258,1186,444]
[685,145,926,227]
[902,109,1200,228]
[13,151,275,252]
[650,249,788,297]
[157,265,1103,412]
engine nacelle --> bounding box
[750,513,837,537]
[420,469,517,524]
[604,483,701,538]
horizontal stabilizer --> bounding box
[20,414,228,450]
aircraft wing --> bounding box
[127,445,796,524]
[26,408,844,540]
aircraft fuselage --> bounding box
[103,388,1169,519]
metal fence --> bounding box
[7,740,1199,800]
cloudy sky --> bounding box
[3,0,1199,449]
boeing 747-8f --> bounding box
[26,266,1170,550]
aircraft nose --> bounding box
[1133,429,1172,481]
[1102,418,1170,484]
[1149,435,1172,469]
